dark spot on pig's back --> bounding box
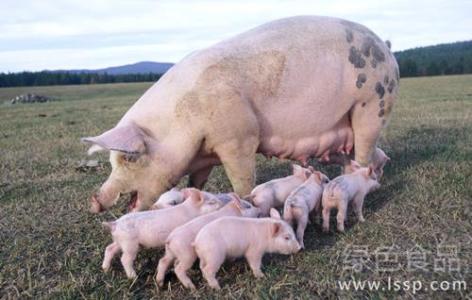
[356,73,367,88]
[375,82,385,99]
[378,109,385,117]
[384,75,389,85]
[349,47,366,68]
[345,29,354,43]
[388,80,396,93]
[361,36,386,68]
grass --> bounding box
[1,75,471,299]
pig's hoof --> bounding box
[254,271,265,279]
[208,281,221,290]
[185,282,197,290]
[322,227,329,233]
[102,265,110,272]
[126,272,137,279]
[90,194,104,213]
[358,217,366,223]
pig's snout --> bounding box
[90,193,104,213]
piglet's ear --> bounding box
[81,123,146,156]
[270,208,281,220]
[229,193,242,210]
[272,222,281,236]
[350,160,362,170]
[182,188,200,202]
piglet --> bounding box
[283,171,329,248]
[151,188,234,210]
[321,161,380,232]
[155,194,260,289]
[343,147,390,178]
[193,208,301,290]
[249,164,312,216]
[151,187,185,209]
[101,188,225,279]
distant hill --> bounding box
[394,40,472,77]
[52,61,174,75]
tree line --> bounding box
[0,72,162,87]
[395,40,472,77]
[1,40,471,87]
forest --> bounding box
[0,40,470,87]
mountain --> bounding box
[52,61,174,75]
[394,40,472,77]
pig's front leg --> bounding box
[215,137,258,196]
[245,249,265,278]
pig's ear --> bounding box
[182,188,200,201]
[366,166,375,178]
[81,124,147,156]
[270,208,281,220]
[229,193,242,210]
[272,222,281,236]
[307,166,315,173]
[350,160,362,170]
[313,171,322,183]
[292,164,302,175]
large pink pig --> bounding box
[82,16,399,212]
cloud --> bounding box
[0,0,470,72]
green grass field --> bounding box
[1,75,471,299]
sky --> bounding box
[0,0,470,72]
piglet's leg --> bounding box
[295,213,309,249]
[322,205,332,233]
[352,194,366,223]
[200,255,224,290]
[245,249,265,278]
[120,243,139,279]
[102,242,120,272]
[156,249,175,287]
[175,253,198,290]
[336,201,348,232]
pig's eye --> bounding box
[122,153,139,163]
[284,235,290,240]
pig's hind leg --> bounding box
[294,210,309,249]
[155,247,175,287]
[102,242,121,272]
[336,199,348,232]
[120,242,140,279]
[174,251,198,290]
[200,252,225,290]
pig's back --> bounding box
[195,217,262,256]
